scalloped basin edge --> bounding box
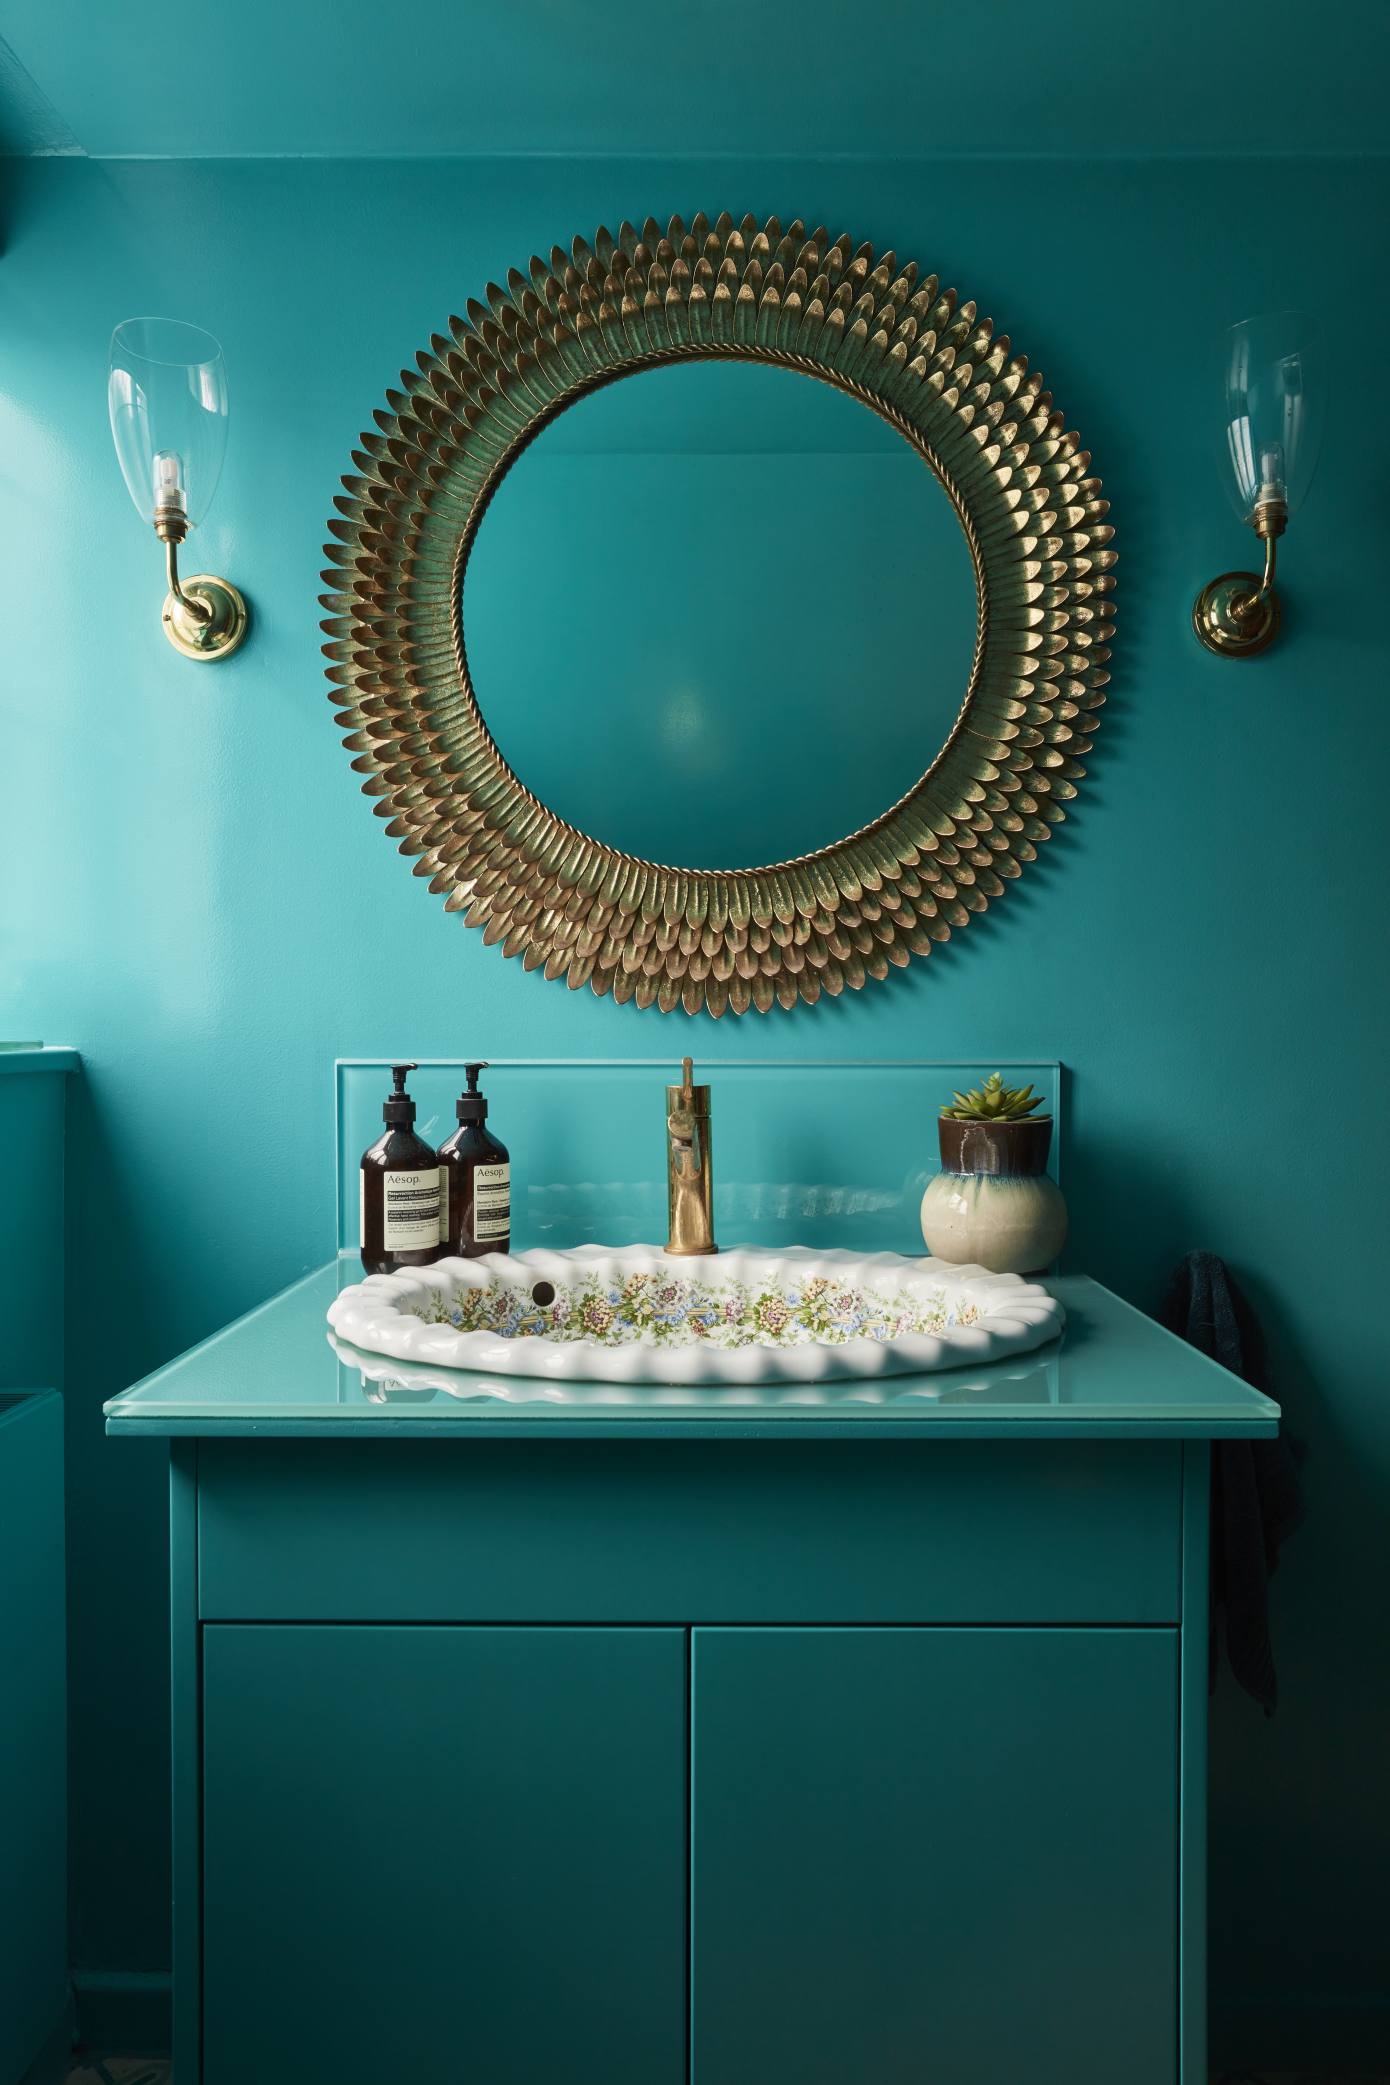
[326,1245,1064,1386]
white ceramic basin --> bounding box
[327,1245,1064,1387]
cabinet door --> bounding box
[203,1625,686,2085]
[692,1627,1178,2085]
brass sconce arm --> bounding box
[152,504,249,662]
[1192,499,1287,660]
[1245,516,1280,604]
[156,510,212,626]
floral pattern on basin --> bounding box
[327,1245,1064,1386]
[406,1268,983,1349]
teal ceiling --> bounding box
[2,0,1388,159]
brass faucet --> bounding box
[665,1057,717,1257]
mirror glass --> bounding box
[461,360,979,869]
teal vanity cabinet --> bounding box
[106,1263,1279,2085]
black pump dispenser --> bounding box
[438,1062,510,1256]
[456,1062,489,1123]
[358,1061,443,1274]
[383,1061,419,1128]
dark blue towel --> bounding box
[1162,1250,1304,1714]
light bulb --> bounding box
[1256,441,1286,509]
[152,450,187,522]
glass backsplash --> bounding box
[335,1059,1063,1259]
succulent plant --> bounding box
[940,1073,1050,1123]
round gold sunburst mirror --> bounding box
[323,213,1113,1016]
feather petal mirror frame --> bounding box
[322,214,1114,1016]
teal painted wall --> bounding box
[2,153,1387,2065]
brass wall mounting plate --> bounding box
[163,575,249,661]
[322,214,1114,1016]
[1192,570,1280,659]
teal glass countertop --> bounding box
[104,1256,1280,1440]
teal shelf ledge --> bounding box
[0,1046,80,1075]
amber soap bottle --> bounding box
[438,1062,511,1257]
[359,1062,443,1274]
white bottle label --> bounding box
[382,1166,442,1252]
[473,1161,511,1243]
[437,1165,449,1247]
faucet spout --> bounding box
[665,1057,717,1256]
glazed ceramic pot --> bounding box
[920,1116,1067,1274]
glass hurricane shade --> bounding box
[108,318,228,529]
[1218,311,1322,527]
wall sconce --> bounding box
[108,318,249,662]
[1192,311,1322,659]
